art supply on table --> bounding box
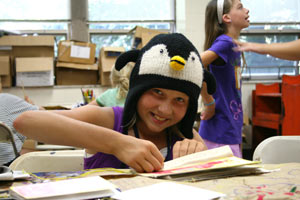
[81,88,95,104]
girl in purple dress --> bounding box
[199,0,250,158]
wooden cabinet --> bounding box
[252,75,300,149]
[281,75,300,135]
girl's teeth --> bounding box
[154,115,166,121]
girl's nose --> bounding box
[157,101,172,115]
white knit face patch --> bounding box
[139,44,203,88]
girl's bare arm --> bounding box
[235,39,300,61]
[13,107,164,172]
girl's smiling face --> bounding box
[136,88,189,134]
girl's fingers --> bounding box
[173,140,188,158]
[150,150,164,171]
[131,162,144,173]
[195,143,205,153]
[172,142,180,159]
[173,139,207,159]
[179,141,189,157]
[134,151,163,173]
[187,140,197,155]
[130,142,164,172]
[138,159,155,173]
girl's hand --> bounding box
[200,103,215,120]
[200,82,216,120]
[172,138,207,159]
[113,136,164,173]
[233,39,258,53]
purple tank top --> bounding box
[84,107,124,169]
[84,106,183,170]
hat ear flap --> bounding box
[115,49,140,71]
[203,70,217,95]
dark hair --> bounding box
[203,0,233,51]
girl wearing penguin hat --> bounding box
[14,33,216,173]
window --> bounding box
[0,0,69,54]
[90,33,132,56]
[0,0,175,57]
[0,0,69,20]
[241,0,300,80]
[88,0,174,21]
[88,0,175,55]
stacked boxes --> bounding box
[0,29,165,88]
[0,56,11,87]
[56,62,98,85]
[56,40,98,85]
[57,41,96,64]
[0,35,55,87]
[15,57,54,87]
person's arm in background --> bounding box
[24,95,45,110]
[200,51,219,120]
[234,39,300,61]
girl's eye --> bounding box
[160,49,164,54]
[153,88,163,95]
[176,97,185,103]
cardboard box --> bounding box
[0,46,12,57]
[15,57,54,87]
[0,35,54,57]
[0,36,55,86]
[130,26,167,49]
[56,62,98,85]
[98,46,125,86]
[58,41,96,64]
[0,56,12,87]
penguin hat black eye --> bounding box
[191,56,195,61]
[160,49,164,54]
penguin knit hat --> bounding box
[115,33,216,139]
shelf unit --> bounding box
[252,75,300,150]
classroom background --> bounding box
[0,0,299,159]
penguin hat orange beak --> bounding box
[170,55,186,71]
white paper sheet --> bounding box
[113,182,225,200]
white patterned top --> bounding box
[0,93,38,165]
